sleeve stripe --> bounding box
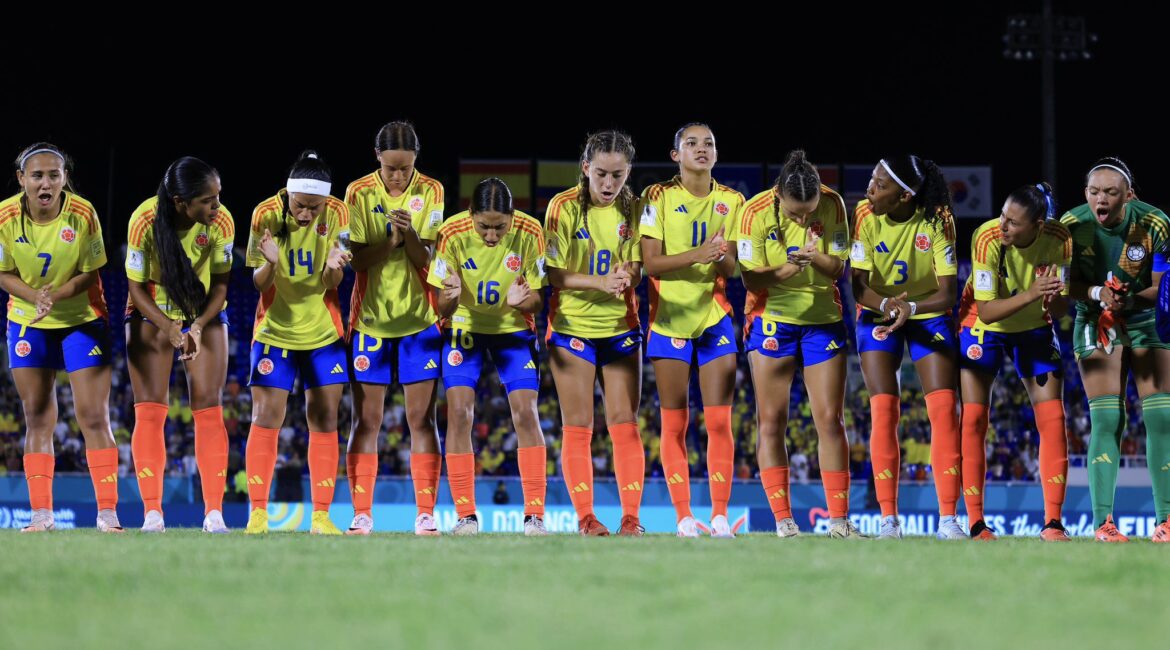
[418,176,445,204]
[974,229,1001,262]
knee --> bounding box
[405,402,435,434]
[76,407,111,437]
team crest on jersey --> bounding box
[715,202,730,217]
[617,222,631,240]
[671,338,687,350]
[194,232,210,248]
[447,350,464,367]
[762,337,779,352]
[316,222,328,237]
[914,233,931,252]
[353,355,371,372]
[409,196,425,213]
[504,253,522,273]
[570,338,585,352]
[966,344,984,361]
[257,358,275,375]
[871,327,889,342]
[1126,244,1147,262]
[14,340,31,357]
[60,227,76,243]
[809,221,824,238]
[1034,263,1050,277]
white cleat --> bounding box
[141,510,165,533]
[776,517,801,538]
[346,513,373,536]
[878,515,903,540]
[829,518,866,539]
[710,514,735,538]
[936,515,967,540]
[451,515,479,536]
[96,509,124,533]
[523,515,549,536]
[202,510,230,534]
[676,516,701,538]
[414,513,440,536]
[21,508,55,533]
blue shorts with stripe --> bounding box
[959,325,1062,379]
[248,338,350,391]
[645,314,738,366]
[856,311,956,362]
[548,329,641,367]
[745,318,847,366]
[443,328,539,393]
[350,325,442,385]
[6,319,111,372]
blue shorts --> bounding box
[548,329,641,367]
[856,311,956,363]
[350,325,442,385]
[645,314,738,366]
[959,325,1062,379]
[443,328,539,393]
[745,318,846,367]
[6,319,111,372]
[128,309,229,333]
[248,338,350,391]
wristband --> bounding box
[1089,286,1103,301]
[879,297,890,314]
[909,302,918,317]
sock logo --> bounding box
[528,498,543,506]
[1162,463,1170,472]
[769,488,787,500]
[964,486,981,496]
[667,473,686,485]
[944,465,960,476]
[1092,453,1113,465]
[621,481,642,492]
[832,491,849,499]
[1047,474,1066,484]
[418,487,435,495]
[572,482,590,493]
[454,496,470,505]
[711,472,727,483]
[248,475,264,485]
[354,485,366,494]
[217,470,227,477]
[137,468,155,479]
[875,468,894,480]
[316,478,335,488]
[99,473,117,484]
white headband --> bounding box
[20,148,65,170]
[1089,164,1132,186]
[287,178,331,196]
[879,159,916,196]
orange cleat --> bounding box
[969,520,997,541]
[578,514,611,536]
[1040,519,1071,542]
[1094,515,1130,542]
[1152,517,1170,543]
[617,515,644,537]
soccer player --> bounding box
[850,155,964,540]
[1060,158,1170,543]
[428,177,549,536]
[545,131,645,536]
[243,151,352,536]
[640,123,744,538]
[958,183,1072,541]
[125,156,232,533]
[345,121,444,536]
[736,150,861,539]
[1,143,121,532]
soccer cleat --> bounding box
[936,515,967,540]
[1152,516,1170,543]
[451,514,479,536]
[202,510,229,534]
[617,515,644,537]
[245,508,269,534]
[969,519,997,541]
[676,516,701,538]
[1040,519,1071,542]
[346,513,373,536]
[524,515,548,536]
[710,514,735,539]
[20,509,54,533]
[310,511,342,535]
[877,515,902,539]
[829,518,865,539]
[1094,515,1129,542]
[414,513,440,536]
[775,517,800,538]
[141,510,165,533]
[578,514,610,536]
[96,509,124,533]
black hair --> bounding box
[14,142,75,241]
[277,150,332,240]
[1006,182,1056,222]
[470,177,513,215]
[154,157,219,321]
[773,149,820,222]
[375,121,420,154]
[577,130,637,262]
[672,122,712,151]
[882,154,955,238]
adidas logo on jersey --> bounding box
[424,359,438,370]
[1081,247,1095,257]
[574,228,590,240]
[824,340,841,352]
[767,231,779,241]
[524,360,536,369]
[674,205,689,214]
[621,481,642,492]
[331,364,344,374]
[88,346,103,356]
[1092,453,1112,464]
[463,259,478,270]
[372,205,386,215]
[717,335,730,346]
[15,235,29,244]
[875,241,891,253]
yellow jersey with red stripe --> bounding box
[427,211,546,335]
[958,218,1072,333]
[850,199,957,320]
[736,186,850,327]
[125,197,234,321]
[346,169,445,339]
[544,187,641,338]
[0,192,108,328]
[245,191,348,350]
[639,176,744,338]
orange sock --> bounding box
[926,389,961,516]
[869,394,901,517]
[660,407,693,520]
[308,431,339,513]
[347,453,377,517]
[24,452,54,511]
[610,422,645,518]
[193,406,228,514]
[245,424,279,511]
[704,405,734,518]
[410,452,441,515]
[961,402,989,523]
[1035,399,1069,523]
[561,425,595,518]
[131,401,168,514]
[518,445,547,517]
[760,465,791,521]
[446,452,477,517]
[822,470,851,518]
[86,447,119,510]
